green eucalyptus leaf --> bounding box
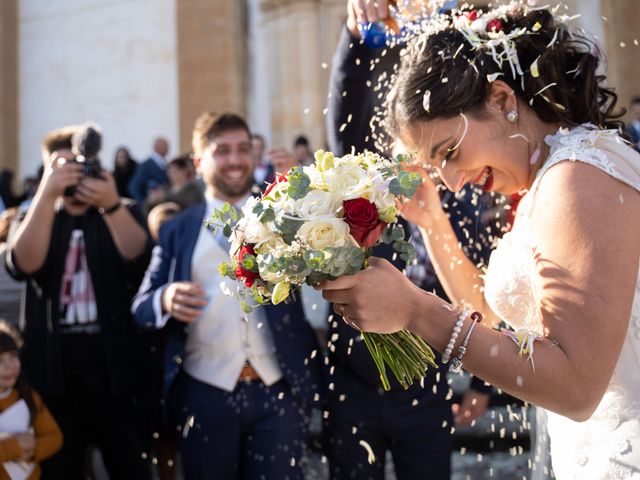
[287,166,311,200]
[241,253,258,272]
[259,207,276,223]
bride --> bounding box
[320,3,640,479]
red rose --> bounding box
[235,244,259,287]
[487,18,503,32]
[262,173,288,198]
[466,10,478,21]
[343,198,386,248]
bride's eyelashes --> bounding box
[441,145,458,168]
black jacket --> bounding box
[4,202,154,397]
[326,26,493,394]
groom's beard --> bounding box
[212,169,254,198]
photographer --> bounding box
[4,124,153,479]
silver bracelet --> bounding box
[449,311,483,373]
[442,309,467,364]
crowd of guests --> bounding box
[0,111,505,480]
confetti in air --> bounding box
[422,90,431,113]
[359,440,376,464]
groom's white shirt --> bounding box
[158,193,283,392]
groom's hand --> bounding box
[347,0,392,38]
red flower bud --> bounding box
[262,174,288,198]
[466,10,478,21]
[235,244,259,287]
[487,18,504,32]
[343,198,386,248]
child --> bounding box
[0,320,62,479]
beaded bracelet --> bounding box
[449,311,483,373]
[442,309,467,364]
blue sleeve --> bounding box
[131,222,174,329]
[127,162,147,202]
[326,26,400,156]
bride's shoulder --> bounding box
[528,155,640,245]
[539,125,640,192]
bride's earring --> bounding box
[506,110,519,123]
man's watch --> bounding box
[99,200,122,215]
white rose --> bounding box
[470,18,488,33]
[371,186,396,212]
[254,235,288,255]
[295,190,340,219]
[241,213,271,244]
[297,218,357,250]
[323,164,371,200]
[303,165,326,190]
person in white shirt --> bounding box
[132,112,325,480]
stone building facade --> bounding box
[1,0,638,182]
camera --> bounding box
[64,123,104,197]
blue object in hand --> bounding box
[358,21,390,49]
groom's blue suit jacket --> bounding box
[132,202,326,407]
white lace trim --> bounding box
[539,125,640,192]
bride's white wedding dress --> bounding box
[483,125,640,479]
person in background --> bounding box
[164,155,204,210]
[4,124,153,479]
[0,208,21,324]
[251,134,275,190]
[113,147,138,198]
[147,202,181,244]
[292,135,313,166]
[127,137,170,204]
[132,111,325,480]
[627,96,640,151]
[0,320,63,480]
[0,170,20,209]
[18,177,39,212]
[320,2,493,477]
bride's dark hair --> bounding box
[386,6,624,136]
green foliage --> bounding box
[287,166,311,200]
[217,262,236,280]
[381,223,405,244]
[276,217,304,244]
[393,240,417,264]
[241,253,258,273]
[389,171,422,198]
[240,300,253,314]
[207,202,241,234]
[318,246,364,277]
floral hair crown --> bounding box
[407,2,582,86]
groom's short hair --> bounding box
[191,112,251,156]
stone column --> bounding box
[0,0,18,178]
[176,0,247,152]
[261,0,346,151]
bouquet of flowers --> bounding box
[210,150,436,390]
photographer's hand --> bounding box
[40,154,83,201]
[75,171,120,210]
[77,171,149,261]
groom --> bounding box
[132,112,325,479]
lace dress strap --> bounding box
[533,125,640,194]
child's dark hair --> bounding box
[0,321,36,424]
[387,7,624,136]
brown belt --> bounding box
[238,362,261,382]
